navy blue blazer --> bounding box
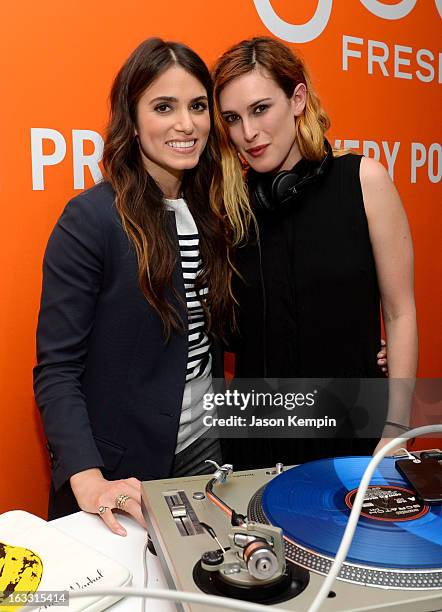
[33,181,223,518]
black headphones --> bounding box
[248,139,333,213]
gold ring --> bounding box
[98,505,108,515]
[115,493,131,510]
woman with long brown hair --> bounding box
[33,38,232,534]
[211,37,416,469]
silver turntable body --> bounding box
[141,465,442,612]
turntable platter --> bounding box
[248,457,442,589]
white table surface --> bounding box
[51,511,175,612]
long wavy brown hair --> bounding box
[102,38,232,339]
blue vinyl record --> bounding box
[261,457,442,569]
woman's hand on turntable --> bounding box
[70,468,147,535]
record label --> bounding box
[344,485,429,522]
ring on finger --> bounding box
[98,505,109,515]
[115,493,131,510]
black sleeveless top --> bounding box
[234,153,381,378]
[223,154,385,469]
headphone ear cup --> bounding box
[271,170,300,205]
[252,170,300,212]
[249,139,333,213]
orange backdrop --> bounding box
[1,0,440,518]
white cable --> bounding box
[68,586,294,611]
[141,535,149,612]
[307,424,442,612]
[69,425,441,612]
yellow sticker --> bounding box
[0,542,43,611]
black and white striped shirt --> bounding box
[181,231,210,382]
[165,198,212,453]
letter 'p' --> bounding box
[31,128,66,190]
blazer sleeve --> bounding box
[33,191,107,490]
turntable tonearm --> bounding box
[141,455,442,612]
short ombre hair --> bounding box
[210,37,330,244]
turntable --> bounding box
[141,454,442,611]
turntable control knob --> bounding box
[275,462,284,474]
[201,550,224,566]
[245,543,278,580]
